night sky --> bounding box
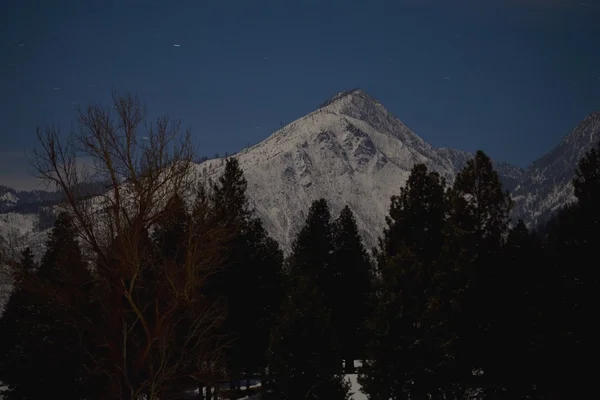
[1,0,599,190]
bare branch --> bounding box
[28,91,230,399]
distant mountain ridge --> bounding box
[511,110,600,226]
[0,89,597,255]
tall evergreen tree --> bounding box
[152,193,190,264]
[268,276,350,400]
[286,198,334,291]
[330,205,373,373]
[268,199,348,400]
[445,150,513,395]
[243,218,284,374]
[360,164,454,399]
[573,142,600,208]
[0,213,94,400]
[209,158,283,393]
[0,247,40,400]
[36,212,94,400]
[378,164,448,261]
[535,143,600,399]
[489,220,543,397]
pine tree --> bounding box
[0,247,41,400]
[209,158,283,393]
[573,142,600,208]
[445,150,513,394]
[152,193,190,263]
[0,213,94,400]
[359,164,453,399]
[490,220,543,397]
[330,205,374,373]
[36,212,94,399]
[268,199,348,399]
[287,198,334,290]
[268,277,350,400]
[535,143,600,398]
[243,218,284,374]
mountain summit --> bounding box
[193,89,521,252]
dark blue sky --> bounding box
[1,0,599,189]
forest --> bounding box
[0,93,597,400]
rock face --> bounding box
[511,111,600,227]
[1,89,597,255]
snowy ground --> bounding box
[184,369,365,400]
[0,362,366,400]
[347,360,367,400]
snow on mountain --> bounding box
[0,211,50,260]
[194,89,521,253]
[0,212,38,238]
[512,110,600,227]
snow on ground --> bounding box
[0,364,365,400]
[346,373,367,400]
[345,360,366,400]
[180,363,366,399]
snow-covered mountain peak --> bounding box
[0,89,533,256]
[319,88,369,108]
[192,90,521,252]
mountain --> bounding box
[194,89,521,252]
[512,110,600,227]
[0,89,523,256]
[2,89,595,256]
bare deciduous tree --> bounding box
[30,91,231,399]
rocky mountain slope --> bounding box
[512,110,600,227]
[193,89,522,252]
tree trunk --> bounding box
[230,379,237,400]
[198,382,205,400]
[206,384,212,400]
[344,358,354,374]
